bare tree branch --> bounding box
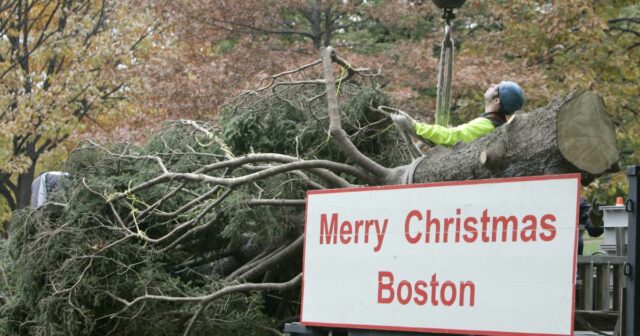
[225,246,287,281]
[608,26,640,37]
[232,235,304,282]
[198,17,316,40]
[0,183,16,210]
[322,47,390,180]
[248,199,305,206]
[99,153,373,202]
[608,17,640,25]
[109,273,302,315]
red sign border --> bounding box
[300,173,581,336]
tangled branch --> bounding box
[0,47,411,335]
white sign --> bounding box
[301,175,580,336]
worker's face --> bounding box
[484,84,500,103]
[484,84,501,113]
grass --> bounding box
[583,236,605,256]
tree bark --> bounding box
[405,90,619,184]
[309,0,322,49]
[15,161,36,209]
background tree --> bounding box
[131,1,544,120]
[0,0,154,232]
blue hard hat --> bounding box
[498,81,525,115]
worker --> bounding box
[578,198,604,255]
[31,171,69,208]
[392,81,525,147]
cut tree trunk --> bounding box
[404,90,619,184]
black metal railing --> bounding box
[625,166,639,336]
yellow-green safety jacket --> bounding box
[413,113,505,146]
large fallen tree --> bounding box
[0,48,619,336]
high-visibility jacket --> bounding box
[413,113,503,147]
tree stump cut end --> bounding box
[557,91,619,175]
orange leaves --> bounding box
[0,0,159,212]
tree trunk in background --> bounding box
[15,166,35,210]
[406,91,619,184]
[2,162,34,237]
[309,0,323,49]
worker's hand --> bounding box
[399,110,417,126]
[390,110,416,128]
[390,114,416,137]
[588,199,603,228]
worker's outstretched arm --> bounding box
[414,117,495,146]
